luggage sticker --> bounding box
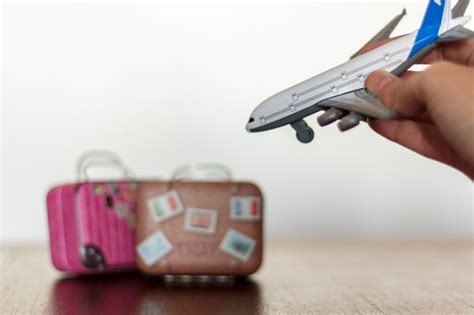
[92,184,105,195]
[136,231,173,266]
[147,190,184,223]
[108,183,121,194]
[114,202,128,217]
[219,229,256,262]
[184,208,218,234]
[230,196,261,221]
[122,189,136,202]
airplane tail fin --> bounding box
[440,0,473,42]
[409,0,471,56]
[418,0,452,35]
[418,0,471,33]
[394,0,471,74]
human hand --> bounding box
[363,38,474,179]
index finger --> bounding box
[419,37,474,66]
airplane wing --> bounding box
[317,89,396,120]
[350,9,407,59]
[316,89,396,131]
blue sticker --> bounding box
[235,199,242,215]
[136,231,172,266]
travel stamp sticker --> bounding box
[184,208,218,234]
[114,202,130,219]
[147,190,184,223]
[230,196,261,221]
[108,182,121,194]
[219,229,256,262]
[136,231,173,266]
[92,184,105,195]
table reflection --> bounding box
[49,273,261,315]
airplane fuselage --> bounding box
[246,32,418,133]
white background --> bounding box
[1,0,473,243]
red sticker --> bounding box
[192,215,211,228]
[251,200,259,215]
[167,196,177,210]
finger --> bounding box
[418,38,474,66]
[366,69,432,123]
[367,69,432,123]
[411,111,433,124]
[365,70,427,118]
[416,48,445,65]
[367,62,474,122]
[399,70,418,80]
[369,70,416,80]
[369,119,458,166]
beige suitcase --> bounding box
[135,165,263,276]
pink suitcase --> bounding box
[46,151,139,273]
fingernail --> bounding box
[367,71,396,94]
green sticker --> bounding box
[153,202,165,217]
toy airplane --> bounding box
[246,0,473,143]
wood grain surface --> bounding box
[1,241,473,314]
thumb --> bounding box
[365,70,398,97]
[365,70,426,118]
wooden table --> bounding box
[1,241,473,314]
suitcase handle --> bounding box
[76,150,135,181]
[171,163,232,181]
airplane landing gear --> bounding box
[291,120,314,144]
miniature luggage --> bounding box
[46,151,139,273]
[135,164,264,276]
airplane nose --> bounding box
[246,117,255,132]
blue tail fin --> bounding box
[419,0,450,30]
[409,0,451,57]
